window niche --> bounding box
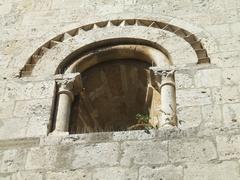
[51,43,177,135]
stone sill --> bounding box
[1,125,240,149]
[41,124,240,146]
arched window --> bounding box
[18,19,211,135]
[52,43,177,134]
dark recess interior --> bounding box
[69,59,155,133]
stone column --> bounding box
[52,73,80,135]
[154,70,177,128]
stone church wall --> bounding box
[0,0,240,179]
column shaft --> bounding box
[160,77,177,127]
[55,93,72,132]
[51,73,80,135]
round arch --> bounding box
[63,42,171,74]
[19,18,211,77]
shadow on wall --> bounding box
[69,59,157,133]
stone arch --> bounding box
[19,18,211,77]
[17,18,213,134]
[53,47,177,134]
[59,38,171,74]
[64,44,170,73]
[68,43,173,132]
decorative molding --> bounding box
[20,19,210,77]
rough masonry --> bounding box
[0,0,240,179]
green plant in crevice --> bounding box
[127,113,154,133]
[136,113,150,124]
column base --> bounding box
[49,130,69,136]
[161,123,176,129]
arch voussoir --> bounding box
[20,19,211,77]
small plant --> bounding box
[135,113,150,124]
[127,113,154,133]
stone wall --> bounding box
[1,0,240,179]
[1,127,240,179]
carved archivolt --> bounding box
[18,18,212,133]
[20,19,210,77]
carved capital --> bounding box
[158,69,175,78]
[151,68,176,90]
[56,73,81,102]
[57,77,75,90]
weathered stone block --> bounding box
[184,161,240,180]
[46,169,91,180]
[161,36,190,52]
[157,127,198,140]
[194,68,221,87]
[13,99,53,118]
[72,142,119,169]
[201,104,222,128]
[0,82,5,101]
[216,134,240,160]
[0,2,12,15]
[92,167,138,180]
[25,116,49,137]
[210,10,238,24]
[120,140,168,166]
[139,165,183,180]
[54,145,73,169]
[51,0,85,10]
[22,10,61,27]
[222,103,240,126]
[41,132,114,147]
[0,173,11,180]
[223,0,239,9]
[96,4,124,16]
[205,24,231,38]
[222,67,240,85]
[32,0,53,10]
[191,0,208,9]
[176,88,212,107]
[170,47,197,65]
[0,149,26,173]
[212,86,240,104]
[25,146,58,170]
[230,22,240,36]
[0,101,14,119]
[4,80,55,101]
[112,130,156,141]
[40,134,90,146]
[169,138,217,163]
[175,71,194,89]
[177,106,202,129]
[0,118,28,140]
[0,138,39,151]
[218,36,240,51]
[11,171,43,180]
[211,51,240,68]
[1,0,240,179]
